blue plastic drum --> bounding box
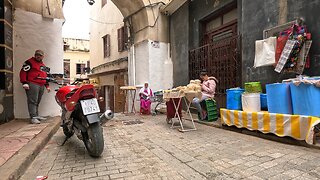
[266,83,292,114]
[290,83,320,117]
[260,94,268,110]
[226,88,245,110]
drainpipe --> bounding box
[132,45,136,86]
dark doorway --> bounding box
[189,7,241,108]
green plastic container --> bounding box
[245,82,262,93]
[205,99,218,121]
[198,99,218,121]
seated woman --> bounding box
[139,82,153,115]
[192,70,218,120]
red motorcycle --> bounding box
[46,77,113,157]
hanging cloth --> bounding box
[254,37,277,68]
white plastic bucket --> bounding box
[241,93,261,112]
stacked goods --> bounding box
[186,79,201,93]
[120,86,136,90]
[163,79,202,100]
[165,79,201,94]
[240,82,263,112]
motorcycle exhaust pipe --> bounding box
[100,110,114,123]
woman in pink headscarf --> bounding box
[139,82,153,115]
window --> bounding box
[101,0,107,7]
[76,64,85,74]
[117,26,128,52]
[63,59,70,78]
[87,61,90,69]
[103,34,110,57]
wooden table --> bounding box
[120,86,137,114]
[164,91,201,132]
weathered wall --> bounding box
[241,0,279,86]
[112,0,169,44]
[287,0,320,76]
[241,0,320,87]
[188,0,235,49]
[13,9,64,118]
[170,0,235,86]
[170,2,189,87]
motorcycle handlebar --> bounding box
[36,76,60,85]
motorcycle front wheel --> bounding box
[82,122,104,157]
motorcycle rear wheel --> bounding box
[82,122,104,157]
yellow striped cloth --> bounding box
[220,108,320,144]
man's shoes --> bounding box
[31,118,41,124]
[34,116,47,120]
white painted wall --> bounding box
[132,40,173,91]
[128,40,173,111]
[13,9,64,118]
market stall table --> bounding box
[220,108,320,144]
[120,86,137,114]
[163,91,201,132]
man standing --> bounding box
[20,50,51,124]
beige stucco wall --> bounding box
[63,38,90,80]
[14,0,64,19]
[89,0,128,69]
[63,51,90,80]
[111,0,170,44]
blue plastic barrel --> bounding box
[266,83,292,114]
[226,88,245,110]
[290,83,320,117]
[260,94,268,110]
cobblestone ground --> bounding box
[20,114,320,180]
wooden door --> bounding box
[114,74,126,113]
[97,86,106,112]
[108,86,115,112]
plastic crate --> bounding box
[205,99,218,121]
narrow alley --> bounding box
[20,114,320,180]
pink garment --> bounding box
[201,77,217,98]
[139,88,153,114]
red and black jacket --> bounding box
[19,57,49,88]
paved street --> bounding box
[20,114,320,180]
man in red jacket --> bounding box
[20,50,51,124]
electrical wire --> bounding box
[89,18,122,24]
